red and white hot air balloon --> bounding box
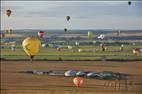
[73,77,83,88]
[38,31,45,38]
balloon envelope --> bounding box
[73,77,83,88]
[88,32,93,39]
[38,31,45,38]
[98,34,105,39]
[64,28,67,32]
[66,16,70,21]
[22,37,41,59]
[128,1,131,5]
[6,9,12,17]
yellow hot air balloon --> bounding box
[22,37,41,60]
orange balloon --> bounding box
[6,9,12,17]
[73,77,83,88]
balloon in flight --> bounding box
[22,37,41,59]
[38,31,45,38]
[66,16,70,21]
[128,1,131,5]
[64,28,68,32]
[6,9,12,17]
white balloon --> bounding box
[98,34,105,39]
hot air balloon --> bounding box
[6,9,12,17]
[38,31,45,38]
[64,28,67,32]
[22,37,41,61]
[73,77,83,88]
[88,31,93,39]
[128,1,131,6]
[66,16,70,21]
[98,34,105,39]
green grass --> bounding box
[1,45,142,61]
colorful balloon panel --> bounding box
[22,37,41,59]
[66,16,70,21]
[6,9,12,17]
[88,31,93,39]
[73,77,83,88]
[38,31,45,38]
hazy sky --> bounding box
[1,1,142,30]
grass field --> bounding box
[1,45,142,61]
[1,34,142,94]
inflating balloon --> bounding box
[73,77,83,88]
[6,9,12,17]
[66,16,70,21]
[22,37,41,60]
[88,31,93,39]
[38,31,45,38]
[98,34,105,39]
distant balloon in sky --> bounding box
[22,37,41,60]
[66,16,70,21]
[64,28,68,32]
[38,31,45,38]
[128,1,132,6]
[73,77,83,88]
[6,9,12,17]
